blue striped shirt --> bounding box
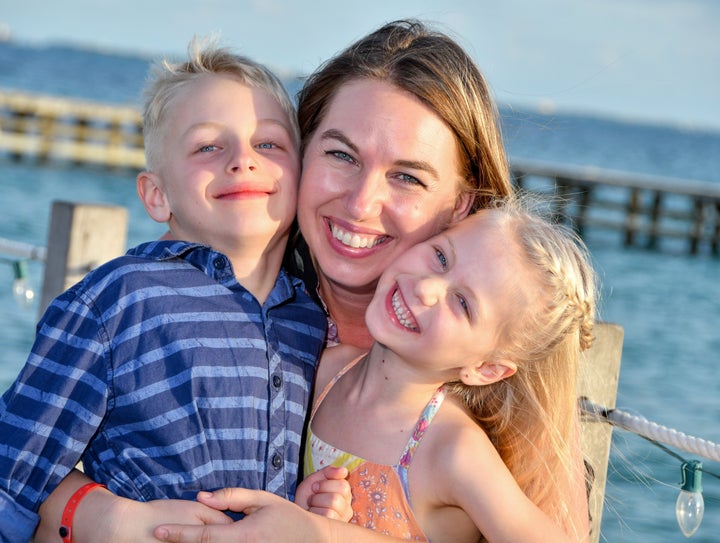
[0,240,326,542]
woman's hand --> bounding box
[154,488,330,543]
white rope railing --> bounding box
[581,398,720,463]
[0,237,46,261]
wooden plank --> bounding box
[578,322,624,543]
[39,201,128,316]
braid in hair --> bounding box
[449,195,598,540]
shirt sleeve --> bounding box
[0,285,111,533]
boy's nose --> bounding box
[228,145,257,173]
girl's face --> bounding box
[366,211,531,375]
[297,79,473,296]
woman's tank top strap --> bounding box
[309,354,366,419]
[398,385,447,468]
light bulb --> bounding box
[676,460,704,538]
[12,260,35,310]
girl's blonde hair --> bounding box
[141,36,298,171]
[449,195,597,540]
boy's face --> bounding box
[366,211,530,378]
[139,75,299,256]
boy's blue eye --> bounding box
[435,248,447,269]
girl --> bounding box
[304,197,596,542]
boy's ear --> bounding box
[460,359,517,386]
[137,171,171,223]
[449,189,474,225]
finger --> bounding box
[311,478,352,498]
[196,508,233,525]
[154,523,238,543]
[307,505,345,520]
[196,488,274,514]
[307,492,353,522]
[318,465,349,481]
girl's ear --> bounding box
[137,171,171,223]
[460,359,517,386]
[449,189,474,224]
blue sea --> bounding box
[1,41,719,542]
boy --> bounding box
[0,39,328,542]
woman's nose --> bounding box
[343,171,387,220]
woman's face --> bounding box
[297,79,473,295]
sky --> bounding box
[2,0,719,131]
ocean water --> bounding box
[1,41,719,542]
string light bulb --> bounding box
[12,260,35,309]
[676,460,704,538]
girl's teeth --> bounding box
[392,290,418,330]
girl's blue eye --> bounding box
[199,144,218,153]
[458,295,470,318]
[257,142,276,149]
[435,248,448,269]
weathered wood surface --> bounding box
[578,322,624,543]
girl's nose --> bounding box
[414,275,446,307]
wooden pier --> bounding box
[1,89,719,256]
[0,89,144,169]
[512,159,720,256]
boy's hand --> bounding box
[295,466,352,521]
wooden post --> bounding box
[578,322,624,543]
[624,188,641,247]
[39,201,128,316]
[646,191,663,250]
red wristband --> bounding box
[58,482,106,543]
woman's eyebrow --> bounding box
[319,129,358,153]
[394,159,439,178]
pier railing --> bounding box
[512,159,720,255]
[2,89,719,255]
[0,89,144,168]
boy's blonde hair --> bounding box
[141,36,299,171]
[449,195,597,540]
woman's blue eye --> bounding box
[398,173,425,188]
[329,150,354,163]
[435,248,448,269]
[257,142,276,149]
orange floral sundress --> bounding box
[304,357,446,541]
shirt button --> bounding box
[272,452,283,469]
[213,257,226,269]
[272,375,282,388]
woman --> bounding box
[289,18,511,349]
[35,19,588,543]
